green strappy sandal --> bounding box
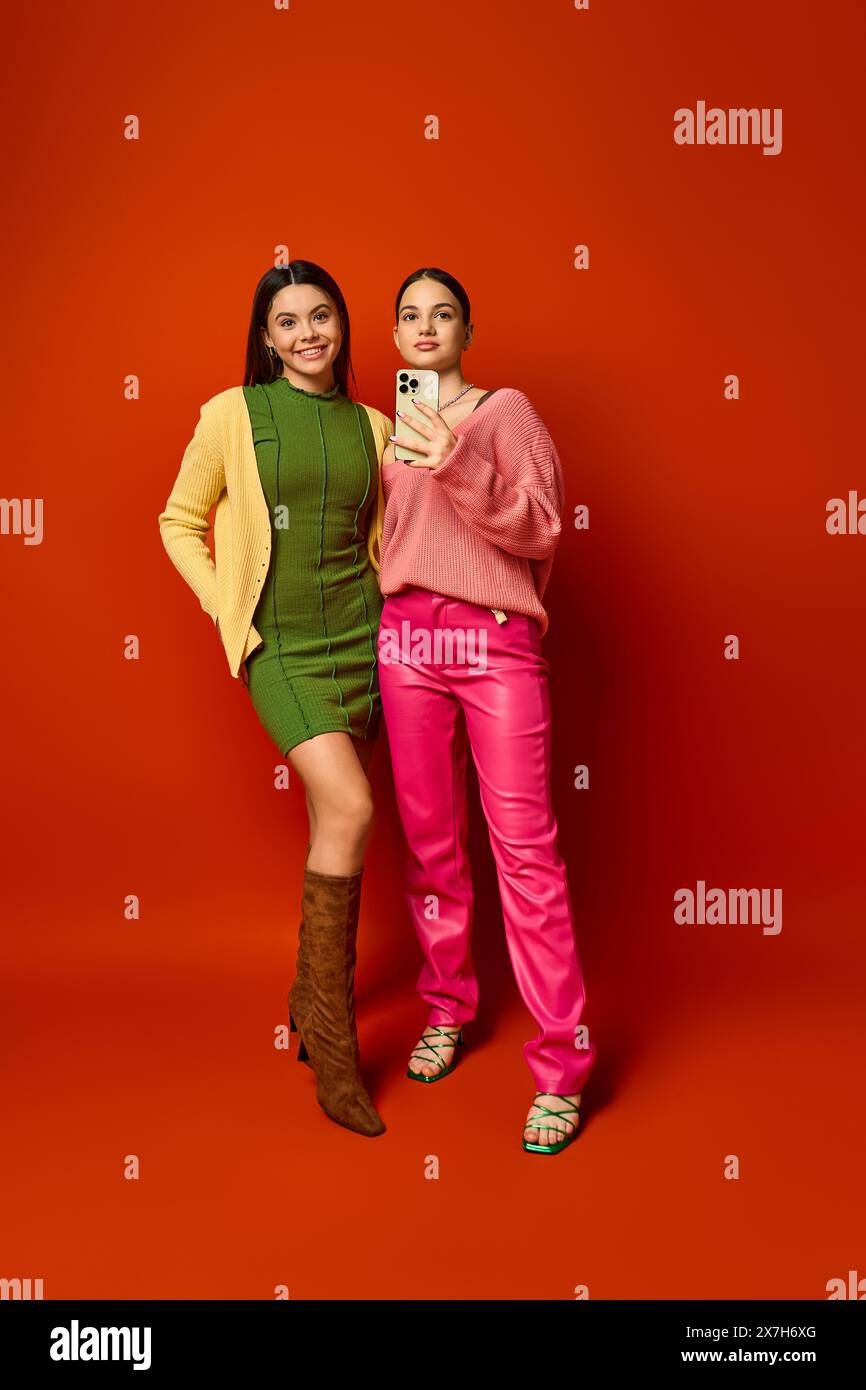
[522,1092,581,1154]
[406,1024,465,1083]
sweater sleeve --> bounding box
[157,401,226,624]
[429,391,563,560]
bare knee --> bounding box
[322,786,374,842]
[309,786,374,872]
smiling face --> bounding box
[393,277,472,369]
[262,283,343,386]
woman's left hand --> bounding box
[390,398,457,470]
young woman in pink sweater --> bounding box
[376,267,597,1154]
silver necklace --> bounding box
[440,382,475,411]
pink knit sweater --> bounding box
[379,387,564,636]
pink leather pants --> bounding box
[377,586,596,1095]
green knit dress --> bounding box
[241,375,383,755]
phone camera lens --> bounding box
[398,372,409,382]
[409,378,419,390]
[398,384,409,393]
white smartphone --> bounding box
[395,368,439,462]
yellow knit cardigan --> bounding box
[158,386,391,678]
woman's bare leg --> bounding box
[302,734,374,856]
[289,732,376,876]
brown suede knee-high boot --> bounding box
[290,864,385,1137]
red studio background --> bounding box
[1,0,863,1300]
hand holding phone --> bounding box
[394,368,439,462]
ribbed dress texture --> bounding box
[241,375,383,755]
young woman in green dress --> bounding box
[161,262,391,1138]
[243,265,391,1139]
